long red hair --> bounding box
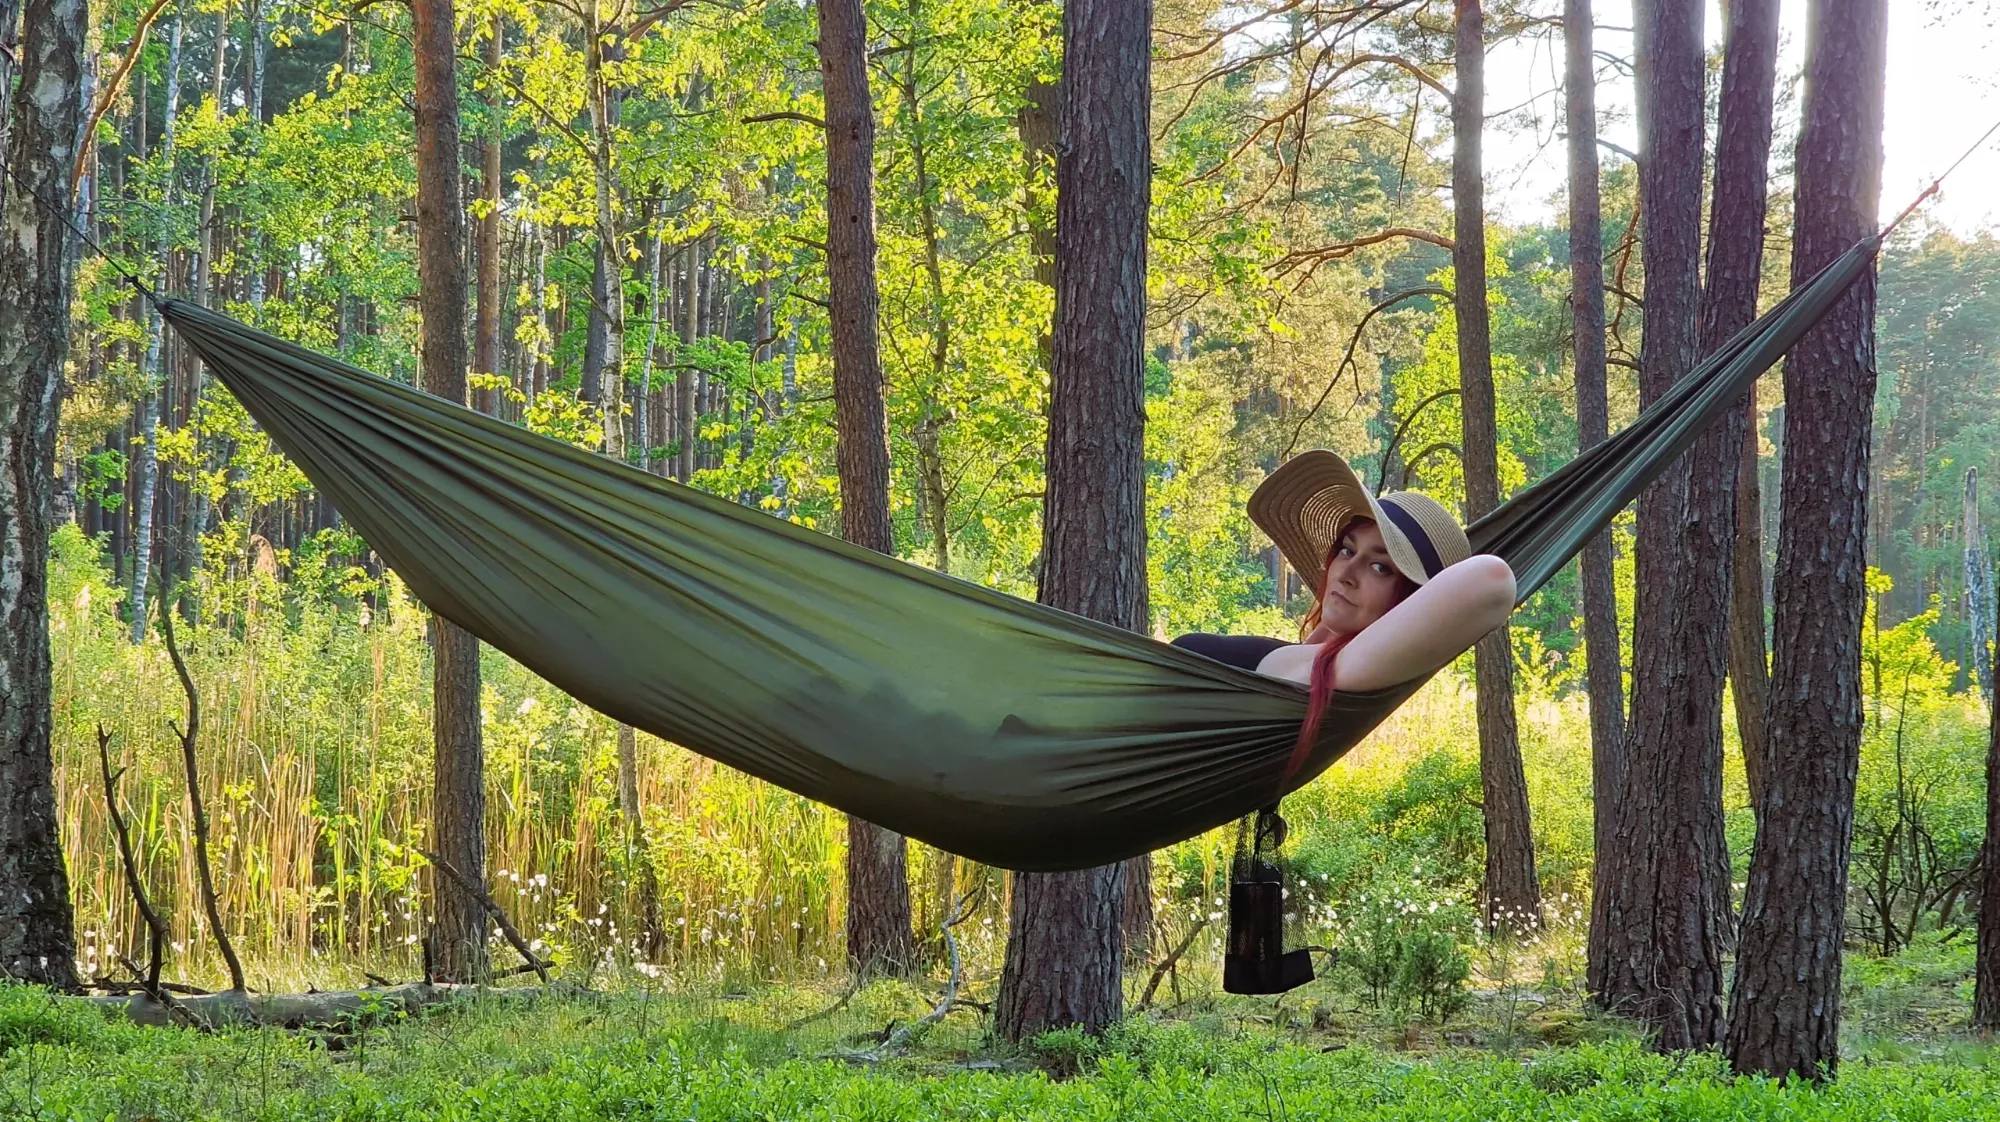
[1280,522,1416,786]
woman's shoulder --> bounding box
[1170,632,1291,671]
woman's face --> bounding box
[1319,520,1407,635]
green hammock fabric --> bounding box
[157,238,1876,872]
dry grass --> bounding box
[49,523,1594,994]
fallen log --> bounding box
[86,982,563,1030]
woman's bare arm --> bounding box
[1256,555,1518,692]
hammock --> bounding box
[157,237,1877,872]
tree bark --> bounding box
[995,0,1149,1042]
[126,11,184,643]
[1018,76,1057,377]
[676,238,699,481]
[173,6,226,611]
[581,28,626,451]
[530,227,550,399]
[1566,0,1627,986]
[0,0,19,160]
[817,0,915,978]
[1725,0,1887,1081]
[1703,1,1782,821]
[472,13,503,417]
[245,0,266,310]
[1453,0,1540,935]
[1695,0,1780,959]
[0,0,86,991]
[1589,0,1732,1052]
[412,0,489,984]
[635,230,662,468]
[1977,575,2000,1028]
[90,982,550,1029]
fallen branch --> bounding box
[419,849,552,983]
[115,955,197,1028]
[90,977,210,997]
[1137,915,1212,1012]
[845,885,984,1060]
[86,982,554,1030]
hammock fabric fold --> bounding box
[157,237,1877,872]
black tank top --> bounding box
[1170,632,1289,672]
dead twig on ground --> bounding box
[846,884,986,1061]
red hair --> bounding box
[1280,524,1415,786]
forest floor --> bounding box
[5,936,1998,1120]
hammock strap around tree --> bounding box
[153,236,1878,872]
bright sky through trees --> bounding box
[1483,0,2000,232]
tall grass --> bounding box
[50,522,1613,991]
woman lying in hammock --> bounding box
[1172,450,1517,699]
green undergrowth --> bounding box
[4,982,1998,1121]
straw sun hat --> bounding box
[1248,450,1472,595]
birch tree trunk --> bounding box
[0,0,88,991]
[126,10,184,642]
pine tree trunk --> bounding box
[1590,0,1730,1049]
[1731,419,1772,805]
[0,0,87,991]
[1566,0,1627,981]
[1725,0,1887,1081]
[1964,473,1993,697]
[412,0,489,984]
[1694,0,1779,960]
[817,0,914,978]
[1977,589,2000,1027]
[472,14,503,417]
[1701,2,1781,822]
[1615,0,1701,778]
[1452,0,1540,935]
[995,0,1150,1042]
